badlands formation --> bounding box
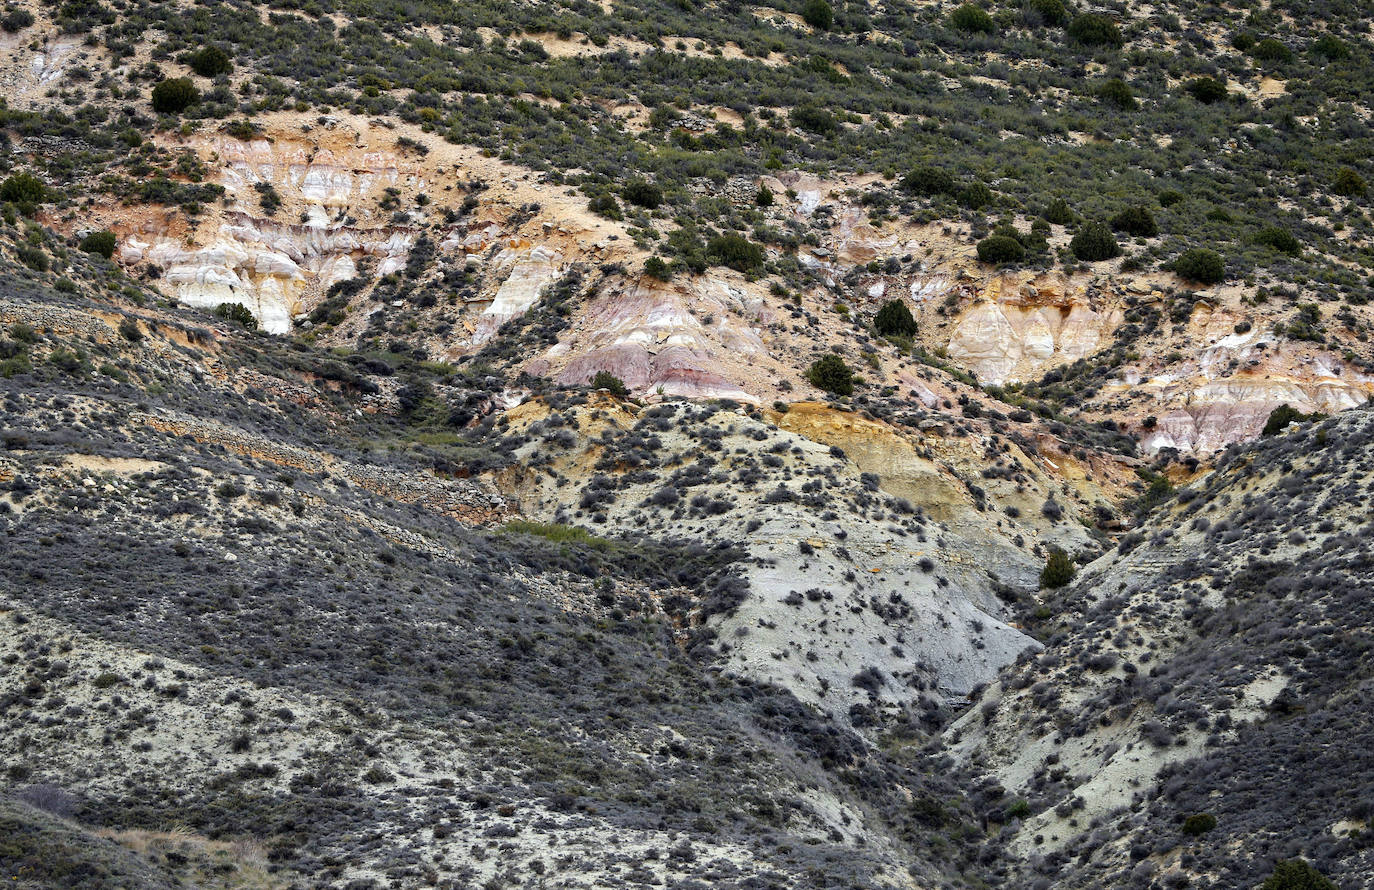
[57,113,1373,451]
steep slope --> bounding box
[949,407,1374,889]
[7,0,1374,452]
[1,252,1001,889]
[491,393,1119,728]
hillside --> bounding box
[949,406,1374,888]
[3,0,1374,887]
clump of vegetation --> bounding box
[622,179,663,209]
[590,370,628,397]
[1184,77,1228,103]
[1254,227,1300,256]
[950,4,995,34]
[807,354,854,396]
[874,299,917,337]
[1067,13,1122,46]
[1070,221,1120,261]
[800,0,833,31]
[1040,547,1075,588]
[151,77,201,113]
[1261,404,1325,436]
[1042,198,1075,225]
[1172,248,1225,284]
[643,256,671,281]
[1,173,48,215]
[706,233,764,272]
[1181,813,1218,836]
[78,230,117,259]
[900,166,956,197]
[214,302,258,331]
[1333,167,1367,198]
[502,519,610,549]
[187,45,233,77]
[1097,78,1136,110]
[1,7,34,31]
[1110,206,1158,237]
[977,234,1025,265]
[1261,860,1337,890]
[588,194,622,220]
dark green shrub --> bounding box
[589,194,622,220]
[1070,221,1120,261]
[48,348,86,375]
[790,105,838,134]
[0,173,47,212]
[1067,13,1122,46]
[590,371,628,397]
[151,77,200,113]
[1006,798,1032,818]
[874,300,917,337]
[977,235,1025,264]
[16,245,48,271]
[214,302,258,331]
[1261,860,1337,890]
[1110,206,1158,237]
[1024,0,1068,26]
[118,318,143,342]
[755,184,774,206]
[187,45,232,77]
[1172,248,1225,284]
[1310,34,1350,60]
[950,4,995,34]
[960,181,994,209]
[1,7,34,31]
[807,354,854,396]
[1254,226,1300,255]
[1181,813,1217,836]
[706,234,765,272]
[1098,78,1136,109]
[1251,38,1292,64]
[79,229,117,258]
[900,166,956,196]
[1158,189,1185,207]
[801,0,833,31]
[1042,198,1075,225]
[643,256,671,281]
[1040,548,1075,588]
[255,182,282,216]
[1262,404,1324,435]
[1184,77,1227,103]
[1333,167,1366,197]
[622,179,663,209]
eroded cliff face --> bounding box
[1119,306,1374,452]
[945,275,1120,385]
[58,114,1374,454]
